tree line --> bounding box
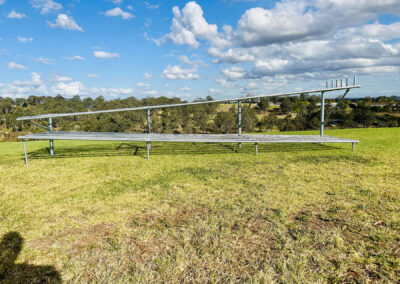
[0,94,399,140]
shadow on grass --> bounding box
[26,142,338,160]
[0,232,61,283]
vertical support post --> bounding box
[255,143,258,155]
[147,109,151,133]
[352,143,355,151]
[147,109,151,150]
[346,77,349,86]
[238,100,242,148]
[320,91,325,136]
[23,139,28,166]
[49,118,54,156]
[146,142,150,160]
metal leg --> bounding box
[146,142,150,160]
[50,140,54,156]
[49,118,54,156]
[352,143,355,151]
[147,109,152,150]
[23,139,28,166]
[320,91,325,136]
[238,101,242,148]
[255,143,258,155]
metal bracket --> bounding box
[28,120,51,131]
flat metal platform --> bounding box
[19,131,359,144]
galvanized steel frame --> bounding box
[18,78,360,165]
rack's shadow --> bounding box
[26,142,338,160]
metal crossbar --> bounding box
[16,85,360,121]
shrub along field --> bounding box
[0,128,399,282]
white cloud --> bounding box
[94,51,120,59]
[31,0,62,15]
[178,55,207,66]
[104,7,134,20]
[8,62,27,70]
[87,73,99,78]
[209,88,221,94]
[33,57,55,64]
[17,36,33,43]
[31,72,41,84]
[357,22,400,41]
[145,2,159,9]
[221,66,246,81]
[107,0,123,4]
[162,65,200,80]
[0,0,6,5]
[47,14,83,31]
[137,82,151,87]
[207,47,254,64]
[143,72,152,79]
[161,1,220,48]
[143,89,158,96]
[236,3,327,47]
[179,86,192,92]
[63,55,84,61]
[52,81,84,96]
[8,10,27,19]
[127,5,134,11]
[55,75,72,82]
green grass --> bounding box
[0,128,399,282]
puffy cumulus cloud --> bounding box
[162,65,200,80]
[52,81,84,96]
[221,66,246,81]
[94,51,120,58]
[31,0,62,15]
[207,47,254,64]
[0,73,135,99]
[104,7,134,20]
[357,22,400,41]
[47,14,83,31]
[314,0,400,20]
[17,36,33,43]
[63,55,84,61]
[8,10,27,19]
[236,2,328,47]
[8,62,27,70]
[159,1,229,49]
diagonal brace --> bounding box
[241,99,254,126]
[325,88,350,121]
[28,120,51,131]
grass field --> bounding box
[0,128,399,282]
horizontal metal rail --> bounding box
[16,85,360,121]
[19,131,359,144]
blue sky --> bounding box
[1,0,400,100]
